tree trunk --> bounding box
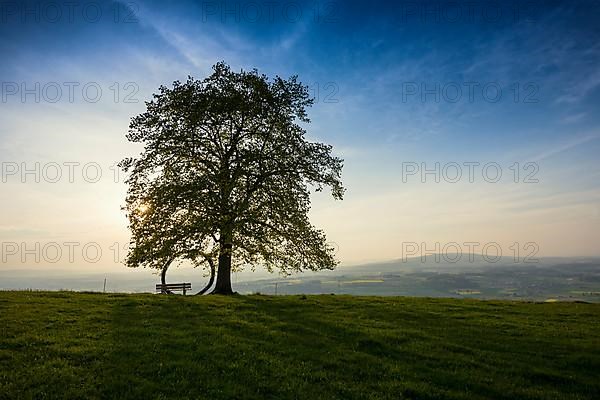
[195,258,216,295]
[160,258,174,294]
[161,264,168,285]
[212,245,233,294]
[212,242,234,295]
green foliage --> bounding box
[1,292,599,399]
[120,62,344,287]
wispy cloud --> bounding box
[530,133,600,162]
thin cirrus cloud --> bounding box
[530,133,600,163]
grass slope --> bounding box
[0,292,599,399]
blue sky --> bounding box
[1,0,600,273]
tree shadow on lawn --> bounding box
[97,294,598,400]
[233,295,517,400]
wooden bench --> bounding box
[156,283,192,295]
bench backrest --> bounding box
[156,283,192,291]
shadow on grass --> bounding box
[90,294,600,400]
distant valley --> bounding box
[2,255,599,302]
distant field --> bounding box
[1,292,599,399]
[235,260,600,302]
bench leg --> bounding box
[183,288,186,296]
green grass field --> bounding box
[1,292,599,399]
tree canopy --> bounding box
[120,62,344,294]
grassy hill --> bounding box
[1,292,599,399]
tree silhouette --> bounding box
[120,62,344,294]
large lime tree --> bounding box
[120,62,344,294]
